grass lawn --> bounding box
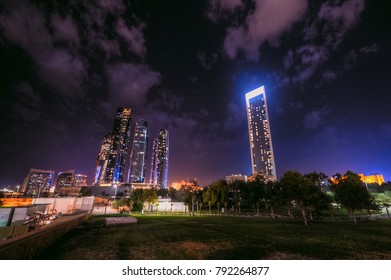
[35,214,391,260]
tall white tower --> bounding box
[245,86,276,181]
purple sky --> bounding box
[1,0,390,188]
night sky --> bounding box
[1,0,390,188]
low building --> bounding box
[359,173,385,185]
[226,174,248,184]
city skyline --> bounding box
[1,1,390,187]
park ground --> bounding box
[35,214,391,260]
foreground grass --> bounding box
[36,215,391,260]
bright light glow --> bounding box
[245,85,265,107]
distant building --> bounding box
[105,107,133,184]
[74,174,88,186]
[94,133,112,184]
[245,86,276,181]
[359,173,385,185]
[226,174,248,184]
[128,119,149,183]
[21,168,55,196]
[331,173,385,186]
[56,170,75,190]
[150,129,169,189]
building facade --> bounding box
[21,168,55,196]
[74,174,88,186]
[150,129,169,188]
[245,86,277,181]
[56,170,75,190]
[128,119,149,183]
[226,174,248,184]
[94,133,112,184]
[149,137,159,185]
[105,107,133,184]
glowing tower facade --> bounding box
[150,129,169,188]
[105,107,133,184]
[128,119,149,183]
[245,86,276,181]
[94,133,112,184]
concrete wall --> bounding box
[0,213,88,259]
[33,197,95,214]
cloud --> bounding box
[303,106,330,129]
[0,1,87,97]
[51,14,80,45]
[314,126,348,148]
[223,0,308,61]
[206,0,244,23]
[105,63,161,109]
[116,18,146,58]
[277,0,366,86]
[223,102,245,132]
[197,50,218,70]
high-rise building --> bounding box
[74,174,88,186]
[245,86,276,181]
[105,107,133,184]
[21,168,55,196]
[94,133,112,184]
[149,137,159,185]
[128,119,149,183]
[56,170,75,189]
[153,129,169,189]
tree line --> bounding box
[166,170,391,225]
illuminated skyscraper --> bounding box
[149,137,159,185]
[56,170,75,189]
[74,174,88,187]
[94,133,112,184]
[128,119,149,183]
[105,107,133,184]
[21,168,55,196]
[245,86,276,180]
[150,129,169,188]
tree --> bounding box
[373,193,391,219]
[203,180,228,215]
[264,181,282,219]
[228,180,247,215]
[143,189,158,212]
[111,200,119,213]
[280,171,330,225]
[247,176,266,215]
[331,170,377,223]
[130,189,145,212]
[118,197,130,213]
[304,172,329,192]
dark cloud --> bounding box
[222,0,308,61]
[105,63,161,111]
[277,0,366,86]
[116,18,146,58]
[205,0,244,23]
[197,50,218,70]
[303,106,330,129]
[314,126,348,149]
[223,102,245,132]
[51,14,80,45]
